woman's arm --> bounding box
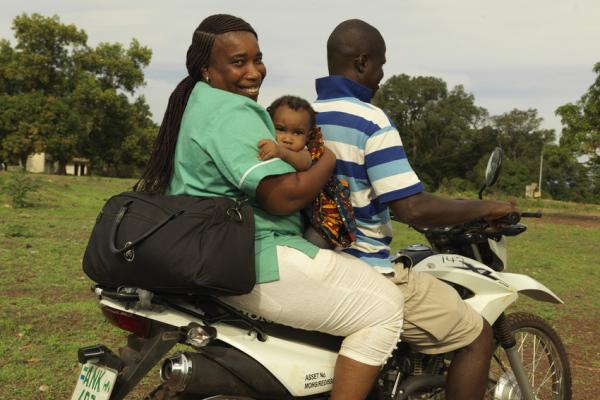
[256,147,336,215]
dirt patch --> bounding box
[535,212,600,228]
[558,316,600,400]
[2,286,93,304]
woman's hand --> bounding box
[319,146,336,167]
[258,139,283,160]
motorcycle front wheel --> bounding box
[486,312,572,400]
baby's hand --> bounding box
[258,139,282,160]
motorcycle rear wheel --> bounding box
[486,312,572,400]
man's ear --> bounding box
[353,53,368,74]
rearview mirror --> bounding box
[479,147,503,199]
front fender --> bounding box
[497,272,563,304]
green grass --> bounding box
[0,173,136,399]
[0,171,598,399]
[512,196,600,215]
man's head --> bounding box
[327,19,386,94]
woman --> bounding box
[135,14,403,400]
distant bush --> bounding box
[4,224,34,238]
[2,172,41,208]
[438,177,476,196]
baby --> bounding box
[258,95,357,248]
[258,95,313,171]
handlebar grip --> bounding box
[521,211,543,218]
[495,212,521,225]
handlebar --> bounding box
[495,212,521,225]
[521,211,542,218]
[412,210,543,238]
[493,210,542,225]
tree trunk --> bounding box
[412,135,418,160]
[19,154,28,171]
[56,161,67,175]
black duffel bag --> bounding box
[83,192,255,295]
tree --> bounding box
[0,13,155,175]
[79,39,151,93]
[543,144,597,203]
[7,13,87,95]
[0,93,49,168]
[75,40,154,175]
[42,96,86,174]
[556,62,600,162]
[489,109,555,196]
[491,109,554,161]
[555,61,600,201]
[374,74,490,189]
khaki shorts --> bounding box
[391,267,483,355]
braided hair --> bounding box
[134,14,257,193]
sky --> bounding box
[1,0,599,135]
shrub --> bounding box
[2,172,41,208]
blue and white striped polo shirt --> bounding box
[314,76,424,271]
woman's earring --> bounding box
[204,75,211,84]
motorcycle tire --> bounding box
[144,384,264,400]
[486,312,572,400]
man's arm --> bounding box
[256,148,335,215]
[388,192,515,228]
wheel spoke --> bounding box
[493,353,508,373]
[531,333,537,387]
[536,365,556,392]
[518,332,528,355]
[532,339,550,372]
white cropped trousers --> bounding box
[223,246,404,366]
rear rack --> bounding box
[91,284,268,341]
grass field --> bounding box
[0,172,598,399]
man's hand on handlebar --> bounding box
[483,200,517,228]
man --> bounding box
[313,19,515,400]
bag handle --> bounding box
[109,200,184,254]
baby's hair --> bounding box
[267,95,316,131]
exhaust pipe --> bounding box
[160,352,193,392]
[159,347,288,397]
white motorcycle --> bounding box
[71,148,571,400]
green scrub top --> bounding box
[167,82,318,283]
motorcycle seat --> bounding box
[392,244,436,268]
[180,295,344,353]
